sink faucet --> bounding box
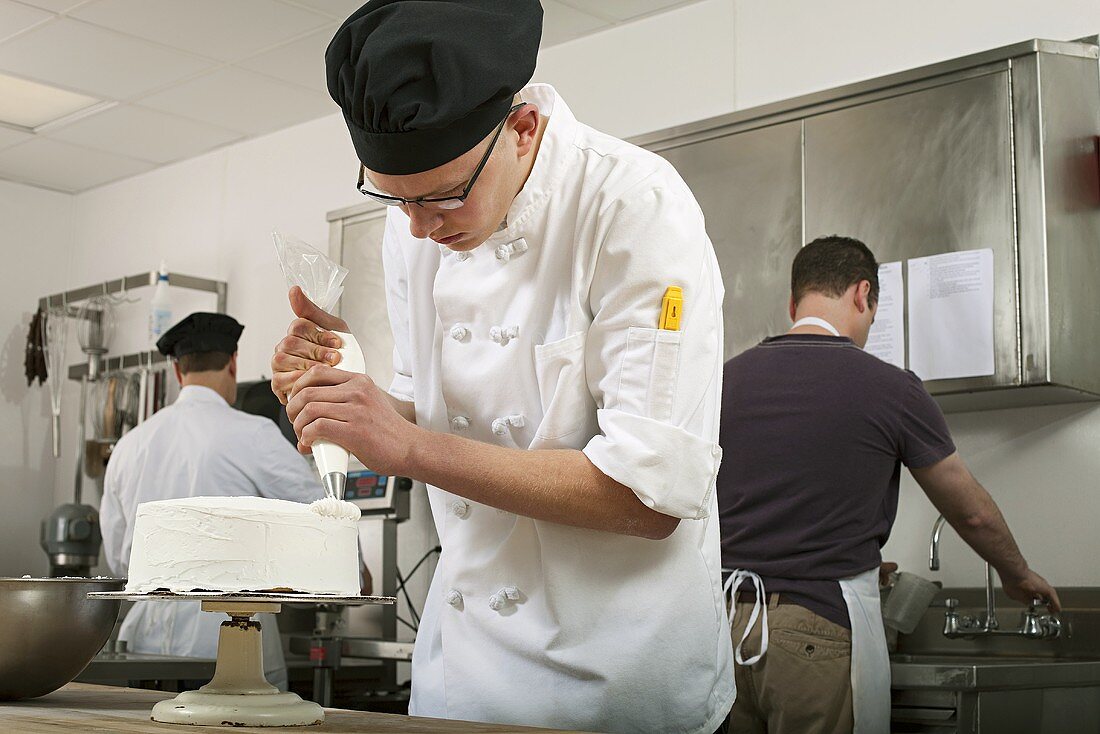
[928,514,1062,639]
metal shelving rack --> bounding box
[38,271,228,381]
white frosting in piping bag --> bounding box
[314,331,366,490]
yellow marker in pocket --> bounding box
[659,286,683,330]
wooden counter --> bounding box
[0,683,585,733]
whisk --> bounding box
[44,306,69,458]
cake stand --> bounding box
[88,591,394,727]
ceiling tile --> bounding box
[0,0,51,41]
[541,0,609,47]
[137,67,337,136]
[236,24,336,93]
[0,123,32,149]
[560,0,694,23]
[71,0,331,63]
[279,0,365,21]
[0,137,155,191]
[0,18,214,99]
[0,71,101,127]
[46,103,243,164]
[13,0,87,12]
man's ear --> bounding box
[854,280,872,313]
[788,295,798,322]
[173,361,183,385]
[512,105,540,158]
[229,352,238,379]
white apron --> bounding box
[723,316,892,733]
[723,568,889,734]
[839,568,891,733]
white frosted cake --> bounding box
[125,496,360,595]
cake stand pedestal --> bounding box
[88,591,393,727]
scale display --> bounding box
[345,468,389,501]
[343,459,409,515]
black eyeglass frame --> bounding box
[356,102,528,209]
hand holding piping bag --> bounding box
[272,232,365,498]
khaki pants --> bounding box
[727,595,854,734]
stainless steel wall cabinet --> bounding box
[634,38,1100,411]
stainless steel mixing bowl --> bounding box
[0,577,125,700]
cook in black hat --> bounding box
[156,312,243,359]
[325,0,545,251]
[274,3,735,732]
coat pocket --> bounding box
[533,332,593,442]
[615,327,682,423]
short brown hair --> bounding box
[177,351,232,375]
[792,235,879,306]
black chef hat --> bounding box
[156,313,243,358]
[325,0,543,176]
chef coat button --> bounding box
[455,251,471,262]
[450,500,469,519]
[495,238,528,263]
[491,414,525,436]
[489,586,521,611]
[489,325,519,346]
[445,589,463,607]
[450,416,470,431]
[449,324,469,341]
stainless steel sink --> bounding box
[891,653,1100,690]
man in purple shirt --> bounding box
[718,235,1059,733]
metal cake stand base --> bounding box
[88,592,394,727]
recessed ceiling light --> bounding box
[0,72,104,130]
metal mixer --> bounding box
[39,504,102,577]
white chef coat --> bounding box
[383,84,734,734]
[101,384,322,690]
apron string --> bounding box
[722,569,769,665]
[791,316,841,337]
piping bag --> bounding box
[313,330,365,499]
[273,231,364,503]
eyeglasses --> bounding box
[356,102,527,211]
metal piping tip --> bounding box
[321,472,347,499]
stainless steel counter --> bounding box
[75,652,215,684]
[891,653,1100,690]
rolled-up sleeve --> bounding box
[382,211,416,404]
[581,180,725,520]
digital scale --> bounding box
[340,458,412,519]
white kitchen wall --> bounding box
[5,0,1099,592]
[0,180,72,576]
[533,0,737,138]
[733,0,1100,110]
